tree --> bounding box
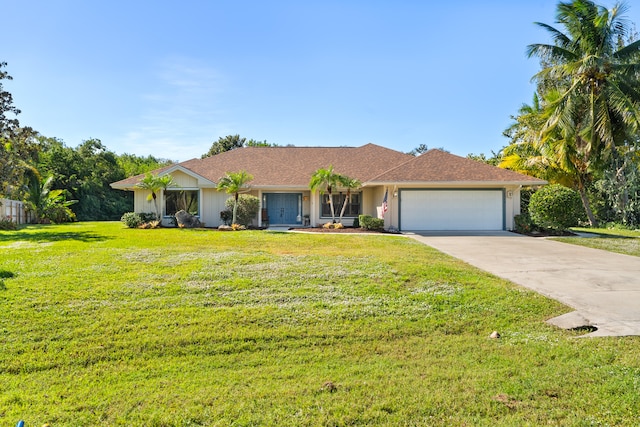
[23,168,77,223]
[337,175,361,224]
[135,172,177,220]
[117,153,174,177]
[0,62,20,139]
[505,0,640,226]
[216,170,254,225]
[0,62,40,199]
[309,165,341,223]
[201,134,247,158]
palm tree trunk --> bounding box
[232,193,239,225]
[327,188,336,223]
[338,191,350,224]
[577,186,598,227]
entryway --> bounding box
[264,193,302,225]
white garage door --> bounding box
[400,190,504,231]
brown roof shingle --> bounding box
[369,149,546,184]
[111,144,545,188]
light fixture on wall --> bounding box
[506,190,513,198]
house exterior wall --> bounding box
[380,184,522,231]
[200,188,228,227]
[130,181,523,230]
[170,170,199,187]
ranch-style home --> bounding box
[110,143,545,231]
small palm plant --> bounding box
[135,172,177,221]
[309,165,341,224]
[216,170,254,226]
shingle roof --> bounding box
[369,149,546,184]
[111,144,545,188]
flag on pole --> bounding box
[381,189,388,217]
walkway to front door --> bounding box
[265,193,302,225]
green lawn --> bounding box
[554,227,640,257]
[1,222,639,426]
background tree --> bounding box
[216,170,254,225]
[309,165,341,223]
[0,62,21,139]
[201,135,279,158]
[117,153,174,177]
[202,134,247,158]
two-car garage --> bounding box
[399,189,505,231]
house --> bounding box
[110,143,545,231]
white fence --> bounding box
[1,198,34,224]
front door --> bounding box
[266,193,301,225]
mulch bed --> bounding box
[289,227,388,234]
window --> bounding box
[165,190,199,216]
[321,193,361,217]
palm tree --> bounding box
[309,165,341,223]
[24,168,77,223]
[216,170,254,225]
[508,0,640,226]
[336,175,361,224]
[135,172,177,220]
[531,0,640,154]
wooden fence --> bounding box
[1,198,34,224]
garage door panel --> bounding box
[400,190,503,231]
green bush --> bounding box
[513,212,538,234]
[121,212,157,228]
[121,212,143,228]
[358,214,384,230]
[0,217,17,230]
[224,195,260,226]
[529,184,583,230]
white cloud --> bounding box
[114,56,235,161]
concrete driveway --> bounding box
[408,231,640,337]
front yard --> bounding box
[555,227,640,257]
[1,222,639,426]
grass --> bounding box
[1,222,639,426]
[554,227,640,256]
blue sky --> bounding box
[5,1,640,162]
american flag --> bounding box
[381,190,388,217]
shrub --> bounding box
[220,210,233,226]
[0,217,17,230]
[121,212,157,228]
[121,212,143,228]
[529,184,583,230]
[513,213,538,234]
[358,214,384,230]
[224,195,260,226]
[323,222,344,229]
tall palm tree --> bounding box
[528,0,640,159]
[502,91,600,224]
[135,172,177,220]
[216,170,254,225]
[309,165,341,223]
[336,175,361,224]
[507,0,640,226]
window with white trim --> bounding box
[321,192,361,217]
[164,189,199,216]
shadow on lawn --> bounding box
[0,228,111,244]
